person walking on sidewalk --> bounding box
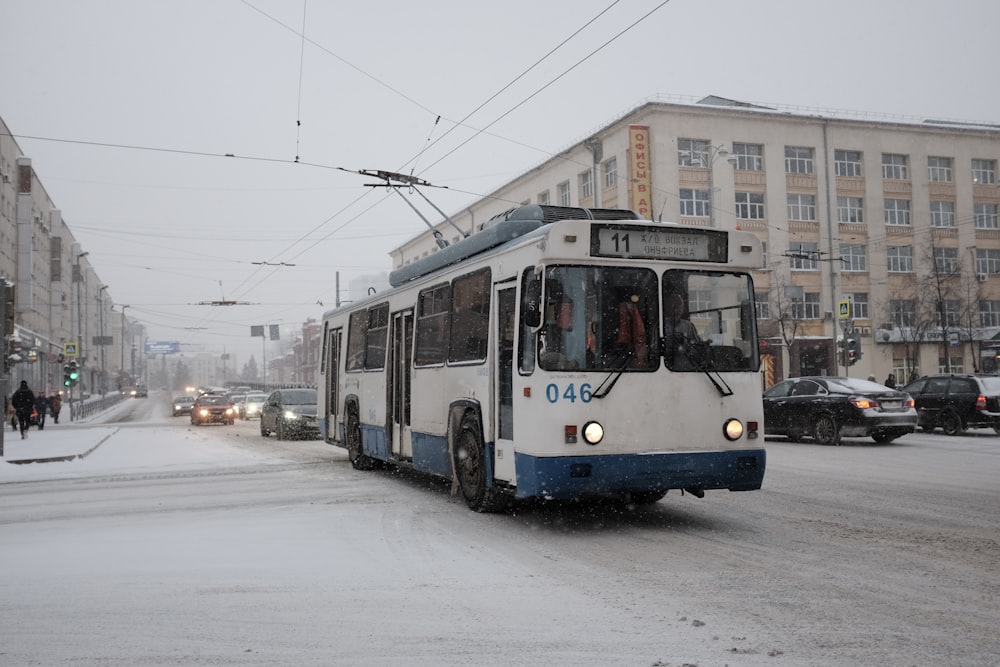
[11,380,36,439]
[34,393,49,430]
[50,392,62,424]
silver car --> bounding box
[240,392,268,419]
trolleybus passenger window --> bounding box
[345,310,368,372]
[364,302,389,370]
[448,268,491,363]
[414,283,450,367]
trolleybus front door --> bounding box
[493,285,517,483]
[389,309,413,460]
[325,328,341,443]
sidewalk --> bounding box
[0,423,118,465]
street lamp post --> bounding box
[74,252,88,404]
[120,305,130,383]
[681,143,735,227]
[98,285,108,396]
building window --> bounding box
[557,181,571,206]
[851,293,869,320]
[940,300,961,328]
[787,193,816,221]
[784,146,814,174]
[840,244,867,272]
[882,153,909,180]
[980,300,1000,327]
[887,246,913,272]
[890,299,916,328]
[754,291,770,320]
[677,138,709,166]
[975,203,999,229]
[537,190,550,205]
[735,191,765,219]
[884,198,911,226]
[834,149,863,177]
[603,157,617,188]
[976,248,1000,276]
[732,143,764,171]
[930,200,956,227]
[789,242,818,270]
[933,247,959,274]
[792,292,821,320]
[972,158,997,185]
[679,188,710,217]
[579,169,594,199]
[837,196,864,223]
[927,156,953,182]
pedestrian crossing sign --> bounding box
[838,300,852,320]
[63,342,79,357]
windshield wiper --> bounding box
[592,350,632,399]
[666,336,733,397]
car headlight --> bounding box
[283,410,300,420]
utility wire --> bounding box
[295,0,308,162]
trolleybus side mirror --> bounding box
[523,277,542,328]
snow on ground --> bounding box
[0,397,278,481]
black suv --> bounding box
[901,374,1000,435]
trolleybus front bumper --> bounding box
[513,448,765,500]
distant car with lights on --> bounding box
[190,394,236,426]
[260,388,319,440]
[240,392,268,420]
[172,396,196,417]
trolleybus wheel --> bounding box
[347,411,376,471]
[940,411,964,436]
[813,414,841,446]
[454,412,507,513]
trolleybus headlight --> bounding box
[723,418,744,441]
[582,421,604,445]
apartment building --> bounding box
[391,96,1000,385]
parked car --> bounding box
[260,388,319,440]
[901,373,1000,435]
[239,392,268,420]
[763,376,917,445]
[134,385,148,398]
[172,396,196,417]
[190,394,236,426]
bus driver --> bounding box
[663,293,701,368]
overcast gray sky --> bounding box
[3,0,997,366]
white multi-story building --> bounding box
[391,96,1000,384]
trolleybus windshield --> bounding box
[524,265,758,374]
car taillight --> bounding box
[976,395,987,411]
[905,397,915,408]
[850,398,874,409]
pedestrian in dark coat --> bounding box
[11,380,35,439]
[884,373,897,389]
[34,393,49,430]
[50,393,62,424]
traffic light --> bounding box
[846,333,863,366]
[837,336,847,367]
[63,364,72,387]
[67,360,80,386]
